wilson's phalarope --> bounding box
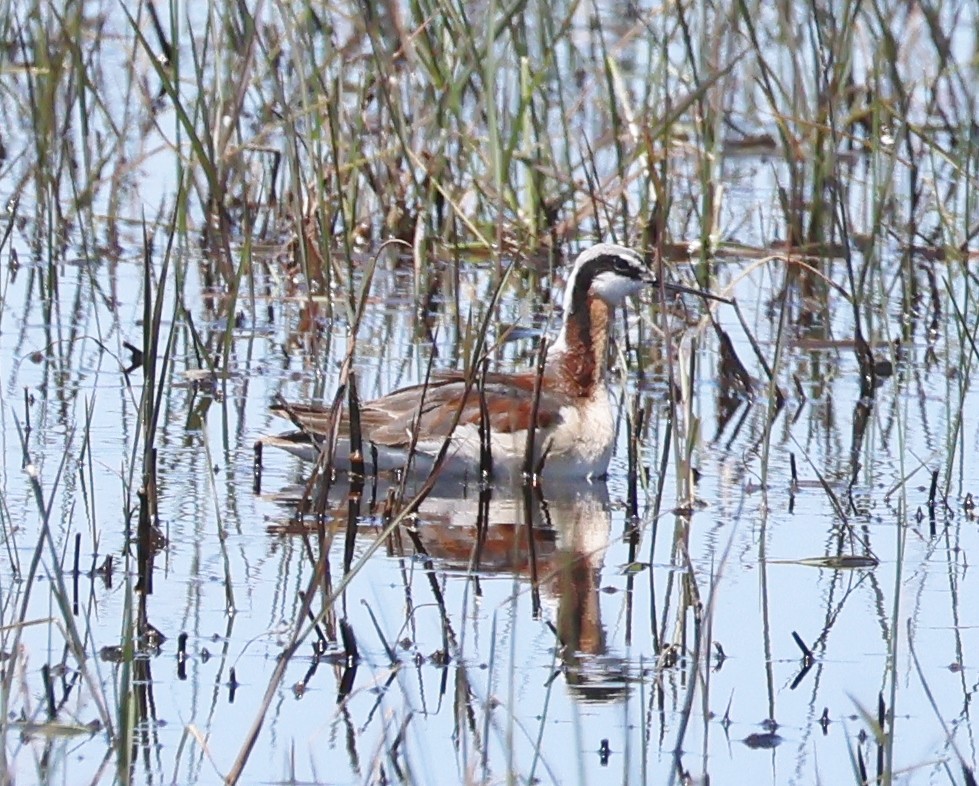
[263,243,725,480]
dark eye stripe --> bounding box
[592,253,644,278]
[567,252,650,313]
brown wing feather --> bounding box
[269,401,336,433]
[271,371,565,450]
[363,372,562,447]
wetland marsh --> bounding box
[1,1,978,784]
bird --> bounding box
[262,243,726,481]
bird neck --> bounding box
[552,294,612,399]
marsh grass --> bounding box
[0,0,978,783]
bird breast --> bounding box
[542,386,615,479]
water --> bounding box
[2,235,976,784]
[1,2,978,784]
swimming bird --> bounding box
[263,243,725,480]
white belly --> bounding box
[413,389,615,480]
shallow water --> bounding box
[2,232,977,785]
[1,2,978,785]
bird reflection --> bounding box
[263,473,628,701]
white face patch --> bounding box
[590,269,646,304]
[562,243,652,311]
